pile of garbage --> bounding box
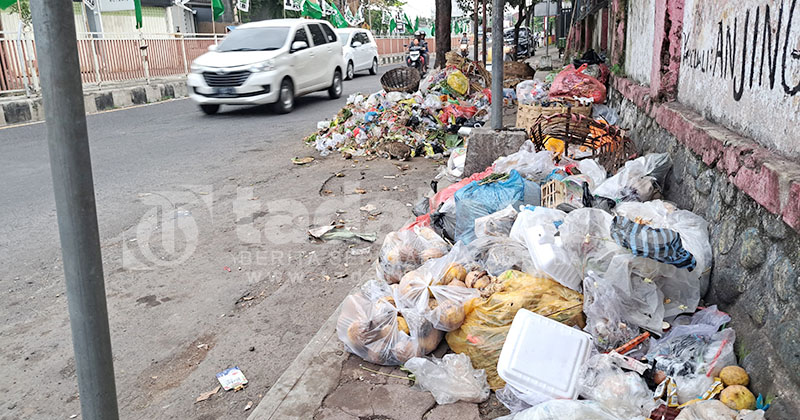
[333,51,768,417]
[306,55,492,158]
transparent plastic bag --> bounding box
[674,400,765,420]
[422,93,443,110]
[615,200,713,296]
[493,148,557,183]
[376,226,450,284]
[610,215,697,271]
[558,208,628,279]
[454,170,527,244]
[474,205,518,238]
[404,353,490,404]
[446,147,467,178]
[576,158,607,187]
[336,280,443,365]
[647,306,735,378]
[496,383,551,413]
[515,79,548,105]
[549,64,607,104]
[593,153,672,201]
[446,270,585,389]
[578,354,659,419]
[496,400,619,420]
[468,235,536,276]
[582,272,639,352]
[511,208,582,291]
[396,242,481,332]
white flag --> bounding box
[284,0,302,11]
[236,0,249,12]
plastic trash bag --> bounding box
[646,306,735,378]
[496,383,551,413]
[576,158,608,186]
[446,270,584,389]
[582,272,639,352]
[404,353,490,404]
[516,79,548,105]
[614,200,713,296]
[674,400,765,420]
[578,354,659,419]
[496,400,620,420]
[549,64,607,104]
[493,147,557,183]
[376,226,450,284]
[512,208,582,291]
[446,147,467,178]
[396,242,481,332]
[592,103,619,125]
[454,170,527,244]
[610,215,697,271]
[468,235,536,276]
[593,153,672,202]
[474,205,518,238]
[675,373,715,404]
[447,70,469,95]
[423,94,443,110]
[336,280,443,365]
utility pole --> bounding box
[481,0,486,65]
[28,1,119,419]
[473,0,478,61]
[490,0,502,129]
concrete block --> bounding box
[172,82,188,98]
[463,128,527,177]
[94,92,114,111]
[83,94,97,114]
[28,99,44,122]
[111,89,133,108]
[131,87,147,105]
[144,85,161,103]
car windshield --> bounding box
[218,27,290,52]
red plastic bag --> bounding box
[440,104,478,123]
[549,63,607,104]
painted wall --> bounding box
[624,0,655,84]
[678,0,800,158]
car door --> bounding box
[320,23,342,76]
[354,32,370,70]
[306,23,331,87]
[290,25,314,91]
[364,31,378,68]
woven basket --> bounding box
[516,102,592,132]
[381,67,421,93]
[528,112,635,173]
[504,61,534,80]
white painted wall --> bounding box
[624,0,655,85]
[678,0,800,158]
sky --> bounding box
[402,0,465,20]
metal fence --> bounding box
[0,31,459,95]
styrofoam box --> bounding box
[497,308,593,400]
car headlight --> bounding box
[190,63,208,74]
[249,60,275,72]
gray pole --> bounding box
[29,1,119,420]
[490,0,503,129]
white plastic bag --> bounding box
[468,235,536,276]
[593,153,671,201]
[578,354,659,419]
[515,79,548,105]
[493,147,557,183]
[446,147,467,178]
[376,226,450,284]
[496,400,620,420]
[404,353,490,405]
[495,383,551,413]
[674,400,765,420]
[582,272,639,352]
[474,205,518,238]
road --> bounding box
[0,67,440,419]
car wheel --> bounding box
[328,69,342,99]
[272,78,294,114]
[200,104,219,115]
[346,61,354,80]
[369,58,378,75]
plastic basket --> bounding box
[381,67,421,93]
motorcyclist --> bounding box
[411,31,429,71]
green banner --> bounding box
[301,0,323,19]
[212,0,224,21]
[133,0,142,28]
[326,1,348,28]
[0,0,15,10]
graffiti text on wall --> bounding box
[681,0,799,101]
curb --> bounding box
[0,78,189,127]
[246,295,350,420]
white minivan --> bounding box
[335,28,379,80]
[188,19,345,114]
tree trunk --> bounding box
[514,3,522,54]
[434,0,451,68]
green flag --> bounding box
[430,22,435,36]
[133,0,143,29]
[0,0,15,10]
[326,1,348,28]
[212,0,224,21]
[414,16,419,32]
[301,0,323,19]
[389,18,396,33]
[403,13,414,34]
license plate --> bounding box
[214,87,236,95]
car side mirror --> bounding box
[291,41,308,52]
[207,44,218,52]
[352,41,362,48]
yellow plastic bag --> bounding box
[445,270,584,389]
[447,70,469,95]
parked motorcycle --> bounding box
[459,39,469,57]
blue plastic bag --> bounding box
[454,170,526,244]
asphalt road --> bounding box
[0,65,441,419]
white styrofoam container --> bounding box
[497,308,593,400]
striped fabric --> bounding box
[610,216,696,271]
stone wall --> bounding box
[678,0,800,158]
[624,0,656,84]
[609,86,800,419]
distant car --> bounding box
[187,19,345,115]
[335,28,379,80]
